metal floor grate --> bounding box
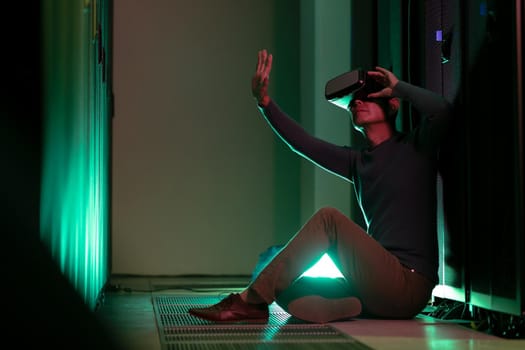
[153,295,374,350]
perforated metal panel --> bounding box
[153,295,374,349]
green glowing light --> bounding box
[40,0,112,311]
[301,253,344,278]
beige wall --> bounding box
[112,0,352,276]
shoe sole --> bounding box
[188,310,269,324]
[287,295,362,323]
[206,318,269,324]
[190,316,269,324]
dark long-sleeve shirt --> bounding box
[258,81,453,284]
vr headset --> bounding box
[325,69,384,110]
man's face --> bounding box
[348,97,389,130]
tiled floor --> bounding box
[95,275,525,350]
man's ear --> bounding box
[388,98,400,115]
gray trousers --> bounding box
[248,206,435,319]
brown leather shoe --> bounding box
[188,293,269,323]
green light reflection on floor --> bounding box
[301,253,344,278]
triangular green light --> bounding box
[301,253,344,278]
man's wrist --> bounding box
[258,95,271,108]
